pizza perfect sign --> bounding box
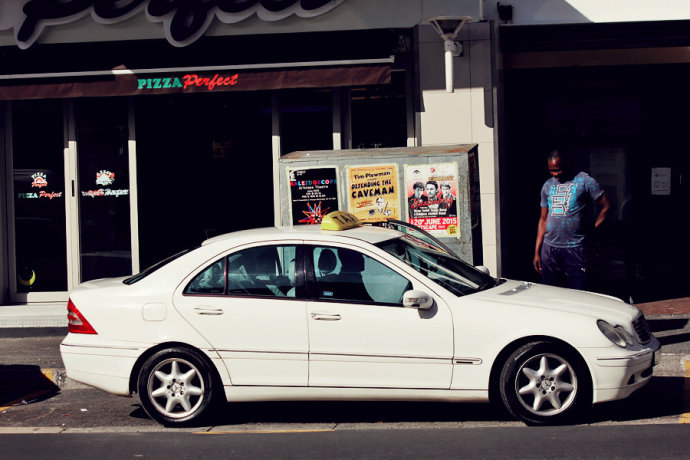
[137,73,239,92]
[0,0,347,49]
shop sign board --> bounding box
[347,164,399,223]
[288,167,339,225]
[404,162,460,237]
[3,0,348,50]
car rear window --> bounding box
[123,248,196,285]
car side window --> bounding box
[226,245,297,298]
[184,245,297,297]
[185,259,225,294]
[312,246,411,304]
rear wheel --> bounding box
[499,341,591,425]
[137,347,218,426]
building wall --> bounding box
[481,0,690,25]
[416,21,500,275]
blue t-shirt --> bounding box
[540,172,604,248]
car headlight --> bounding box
[597,320,634,348]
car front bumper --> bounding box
[583,336,661,404]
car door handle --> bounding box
[311,312,341,321]
[194,307,223,315]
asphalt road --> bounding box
[1,425,690,460]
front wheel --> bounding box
[137,347,219,426]
[499,341,591,425]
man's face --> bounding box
[441,186,451,197]
[414,187,423,198]
[548,158,565,181]
[426,184,438,198]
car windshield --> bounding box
[123,248,195,285]
[382,219,458,257]
[376,235,497,296]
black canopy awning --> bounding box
[0,29,404,100]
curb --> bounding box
[41,368,87,390]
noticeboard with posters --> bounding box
[404,162,460,237]
[288,167,339,225]
[347,164,400,223]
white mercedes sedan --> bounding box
[60,212,660,426]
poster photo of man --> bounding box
[404,163,460,237]
[347,164,400,223]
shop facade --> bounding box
[3,1,690,306]
[0,0,496,304]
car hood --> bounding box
[474,279,640,322]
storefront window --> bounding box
[135,92,272,269]
[351,71,408,149]
[12,99,68,292]
[75,98,132,282]
[279,89,333,154]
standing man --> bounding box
[533,149,610,289]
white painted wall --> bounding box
[416,22,500,276]
[481,0,690,25]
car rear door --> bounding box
[173,242,309,386]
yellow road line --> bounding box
[195,429,335,435]
[680,360,690,424]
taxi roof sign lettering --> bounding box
[321,211,361,231]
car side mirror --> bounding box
[475,265,490,276]
[402,290,434,310]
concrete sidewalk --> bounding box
[1,296,690,329]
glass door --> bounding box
[74,98,133,283]
[10,100,69,300]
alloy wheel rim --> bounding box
[147,357,205,418]
[514,353,577,416]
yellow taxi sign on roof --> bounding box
[321,211,362,231]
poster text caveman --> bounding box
[347,165,399,223]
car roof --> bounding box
[202,224,401,247]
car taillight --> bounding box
[67,298,97,334]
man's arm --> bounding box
[533,206,548,273]
[594,193,610,227]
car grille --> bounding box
[632,314,651,344]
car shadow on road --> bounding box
[201,399,514,426]
[0,364,60,406]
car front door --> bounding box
[173,243,308,386]
[305,244,454,389]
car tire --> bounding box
[137,347,219,426]
[499,341,591,425]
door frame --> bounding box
[5,98,140,303]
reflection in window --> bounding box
[313,247,411,304]
[185,246,297,297]
[227,246,296,297]
[377,237,494,296]
[186,259,225,294]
